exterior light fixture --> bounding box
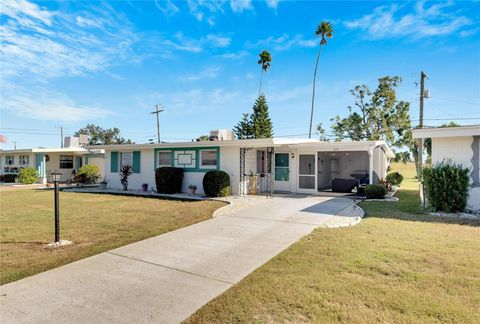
[50,172,62,242]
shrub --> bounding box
[203,170,230,197]
[155,167,184,194]
[378,179,393,191]
[0,174,17,183]
[423,160,469,213]
[365,184,386,199]
[18,167,38,184]
[386,172,404,186]
[77,164,101,184]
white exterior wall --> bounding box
[219,146,240,195]
[372,147,388,183]
[431,136,479,211]
[86,157,106,180]
[0,153,35,174]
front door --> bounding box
[298,153,317,193]
[274,153,290,192]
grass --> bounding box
[186,163,480,323]
[0,189,225,285]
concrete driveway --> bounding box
[0,195,361,324]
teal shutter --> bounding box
[111,152,118,173]
[132,151,141,173]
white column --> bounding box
[368,147,374,185]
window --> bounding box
[200,150,217,168]
[19,155,29,166]
[5,155,14,165]
[120,152,133,168]
[59,155,74,169]
[158,151,172,167]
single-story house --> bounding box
[0,136,105,184]
[91,133,394,196]
[412,125,480,211]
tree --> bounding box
[317,123,329,141]
[251,95,273,138]
[331,76,412,150]
[196,135,210,141]
[309,21,333,138]
[74,124,132,145]
[233,113,254,139]
[257,50,272,96]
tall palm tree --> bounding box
[257,50,272,96]
[308,21,333,138]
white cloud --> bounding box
[180,66,221,81]
[1,85,112,122]
[230,0,253,13]
[164,32,232,53]
[154,0,180,16]
[344,2,474,40]
[253,33,317,51]
[217,50,249,59]
[265,0,280,10]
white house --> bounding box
[92,131,394,196]
[0,137,105,184]
[412,125,480,211]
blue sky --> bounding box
[1,0,479,149]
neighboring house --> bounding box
[412,125,480,211]
[92,130,394,195]
[0,136,105,184]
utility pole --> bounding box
[150,105,164,143]
[55,126,65,148]
[418,71,428,179]
[13,141,17,150]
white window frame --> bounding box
[199,149,217,169]
[19,155,29,166]
[59,155,74,169]
[120,152,133,168]
[5,155,14,165]
[157,151,172,168]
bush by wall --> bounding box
[423,161,469,213]
[155,167,184,194]
[77,164,101,184]
[18,167,38,184]
[365,184,387,199]
[0,174,17,183]
[202,170,230,197]
[386,172,404,186]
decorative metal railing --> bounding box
[239,147,274,197]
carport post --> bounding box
[368,147,374,184]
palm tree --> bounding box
[257,50,272,96]
[308,21,333,138]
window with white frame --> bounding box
[157,151,172,167]
[19,155,29,166]
[120,152,133,168]
[5,155,14,165]
[59,155,74,169]
[200,150,217,168]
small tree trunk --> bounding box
[259,68,264,97]
[309,45,322,138]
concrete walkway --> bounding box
[0,195,361,324]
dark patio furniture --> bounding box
[332,179,358,193]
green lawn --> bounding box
[186,163,480,323]
[0,189,225,285]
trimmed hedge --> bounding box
[0,174,17,183]
[18,167,38,184]
[365,184,386,199]
[78,164,101,184]
[386,172,404,186]
[423,160,469,213]
[203,170,230,197]
[155,167,184,194]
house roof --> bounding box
[87,138,396,158]
[0,147,104,155]
[412,125,480,139]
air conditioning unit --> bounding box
[209,129,234,141]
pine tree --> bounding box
[233,113,254,139]
[251,95,273,138]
